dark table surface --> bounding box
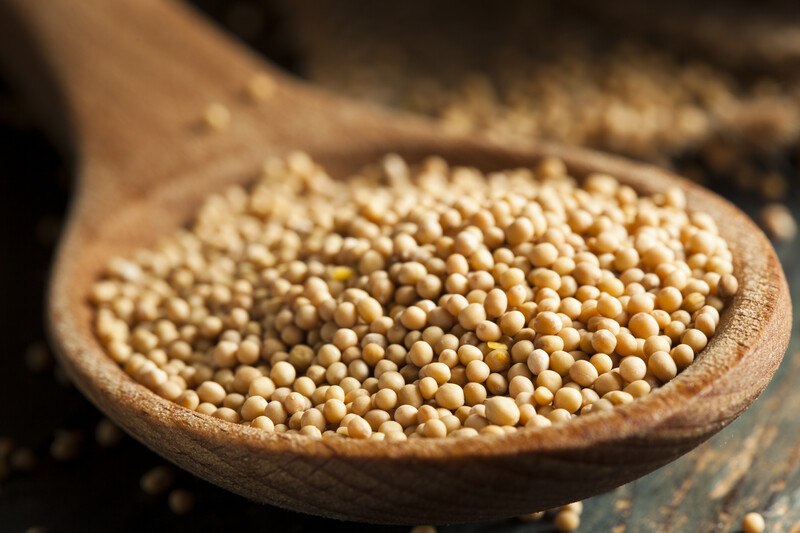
[1,5,799,533]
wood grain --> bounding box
[0,0,792,524]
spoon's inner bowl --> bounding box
[78,141,741,448]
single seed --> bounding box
[168,489,195,515]
[742,512,765,533]
[761,203,796,242]
[140,466,175,496]
[554,509,581,532]
[484,396,520,426]
[246,73,277,102]
[203,102,230,131]
[50,430,82,462]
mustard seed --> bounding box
[168,488,195,515]
[554,509,581,532]
[140,466,175,496]
[50,430,82,462]
[761,204,797,242]
[90,153,734,440]
[246,73,277,103]
[742,512,765,533]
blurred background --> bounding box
[1,1,799,531]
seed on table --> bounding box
[140,466,175,496]
[742,512,765,533]
[50,430,82,461]
[761,203,797,242]
[168,489,195,515]
[554,509,581,532]
[485,396,520,426]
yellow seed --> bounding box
[203,102,230,131]
[742,512,765,533]
[554,509,581,532]
[246,73,277,102]
[168,489,195,515]
[331,266,355,281]
[140,466,174,496]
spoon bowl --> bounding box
[0,0,791,524]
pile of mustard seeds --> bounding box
[90,153,736,440]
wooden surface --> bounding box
[0,0,793,527]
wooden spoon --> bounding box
[0,0,791,524]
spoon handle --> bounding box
[0,0,284,159]
[0,0,325,228]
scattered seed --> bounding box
[742,512,766,533]
[140,466,175,496]
[761,204,797,242]
[168,489,195,515]
[95,418,125,448]
[246,73,277,102]
[50,430,82,462]
[554,509,581,532]
[295,12,798,201]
